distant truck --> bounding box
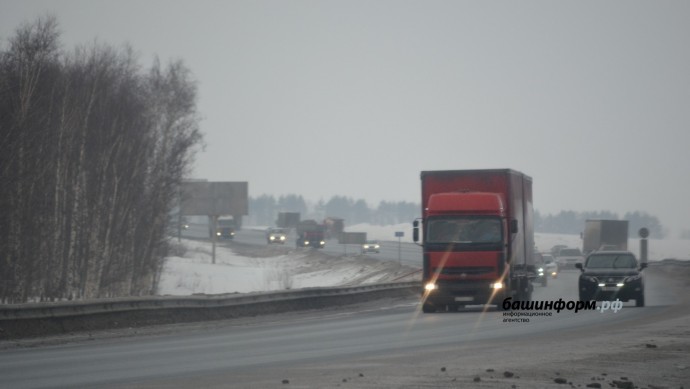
[295,220,326,248]
[276,212,300,229]
[582,219,628,255]
[212,216,236,239]
[413,169,535,313]
[323,217,345,240]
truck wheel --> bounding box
[422,303,436,313]
[518,280,533,301]
[636,294,645,307]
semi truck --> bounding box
[323,217,345,239]
[276,212,300,229]
[212,216,236,239]
[582,219,628,255]
[295,220,326,248]
[413,169,535,313]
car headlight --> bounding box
[280,236,285,240]
[320,241,325,245]
[270,236,275,240]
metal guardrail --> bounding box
[0,282,421,321]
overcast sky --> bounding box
[2,1,689,235]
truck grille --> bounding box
[437,267,494,276]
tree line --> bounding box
[247,194,419,226]
[248,194,666,239]
[0,17,202,303]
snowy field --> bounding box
[158,223,690,296]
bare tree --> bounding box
[0,17,202,303]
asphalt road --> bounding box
[0,268,677,388]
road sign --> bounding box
[180,181,248,216]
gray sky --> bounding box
[2,1,689,235]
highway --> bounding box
[0,262,682,388]
[1,225,686,388]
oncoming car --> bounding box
[533,252,558,286]
[542,254,558,279]
[266,228,288,244]
[533,252,548,286]
[576,251,646,307]
[556,247,585,270]
[361,240,380,254]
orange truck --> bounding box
[413,169,535,313]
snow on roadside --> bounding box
[157,238,416,296]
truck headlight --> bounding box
[270,236,275,240]
[424,282,437,291]
[490,282,504,289]
[280,236,285,241]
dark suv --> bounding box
[576,251,646,307]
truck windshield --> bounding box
[426,217,502,244]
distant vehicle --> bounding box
[550,245,567,257]
[213,217,236,239]
[362,240,381,254]
[276,212,300,229]
[542,254,558,278]
[296,220,326,248]
[556,247,584,270]
[576,251,646,307]
[413,169,535,313]
[582,219,629,255]
[533,252,548,286]
[323,217,345,239]
[266,228,288,244]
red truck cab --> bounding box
[413,169,535,313]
